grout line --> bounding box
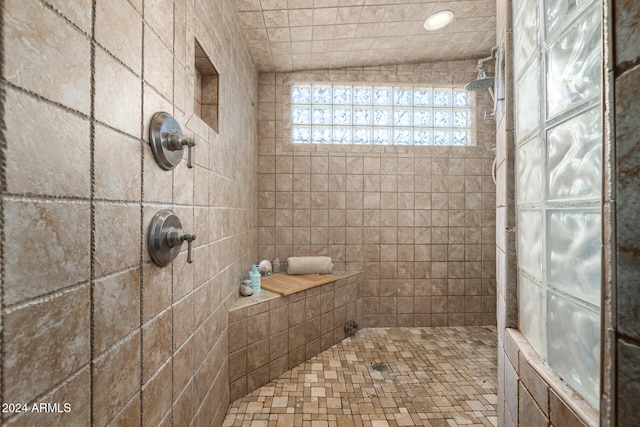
[1,79,156,145]
[1,81,90,121]
[0,0,5,415]
[171,1,178,424]
[88,0,97,421]
[39,0,90,37]
[2,281,91,315]
[92,326,141,363]
[94,40,139,77]
[139,2,146,425]
[103,386,139,426]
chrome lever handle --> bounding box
[187,239,194,263]
[166,228,196,263]
[165,133,196,168]
[187,140,195,169]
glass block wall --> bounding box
[290,84,473,146]
[513,0,602,407]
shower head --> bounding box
[465,46,499,93]
[464,76,495,92]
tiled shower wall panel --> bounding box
[257,63,497,328]
[1,0,258,425]
[612,0,640,424]
[493,0,518,424]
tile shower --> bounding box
[2,0,498,417]
[2,0,638,426]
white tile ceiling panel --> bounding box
[235,0,497,72]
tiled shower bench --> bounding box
[228,271,362,401]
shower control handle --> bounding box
[166,228,196,263]
[148,209,197,267]
[165,133,196,168]
[149,112,197,170]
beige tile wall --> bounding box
[609,1,640,425]
[493,0,517,425]
[257,63,497,328]
[1,0,258,425]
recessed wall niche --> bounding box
[194,39,219,132]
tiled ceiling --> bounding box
[235,0,497,73]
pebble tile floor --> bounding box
[223,326,498,427]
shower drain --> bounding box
[371,363,389,372]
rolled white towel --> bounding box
[286,256,333,275]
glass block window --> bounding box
[513,0,601,408]
[290,84,472,146]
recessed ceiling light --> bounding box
[423,10,454,31]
